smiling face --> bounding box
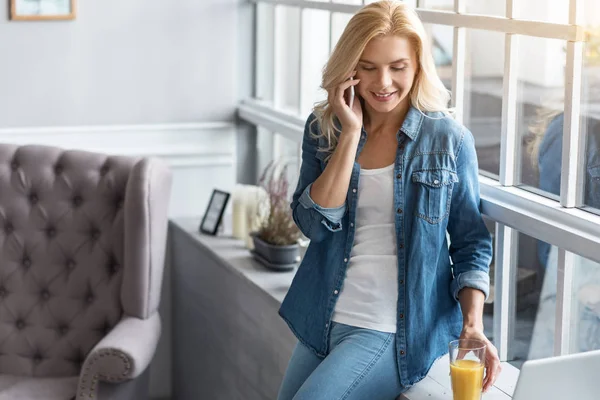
[355,34,419,116]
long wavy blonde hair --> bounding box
[312,0,452,154]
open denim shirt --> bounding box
[278,106,493,388]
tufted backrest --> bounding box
[0,144,171,378]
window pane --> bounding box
[529,250,600,358]
[510,232,545,368]
[518,36,566,195]
[300,8,330,116]
[513,0,568,24]
[274,6,301,113]
[570,253,600,354]
[275,134,301,195]
[422,23,453,84]
[463,29,505,178]
[256,3,275,102]
[582,32,600,213]
[331,12,354,53]
[422,0,505,16]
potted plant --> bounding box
[250,160,302,271]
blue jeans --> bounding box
[277,322,406,400]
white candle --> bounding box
[231,184,247,240]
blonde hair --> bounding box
[312,0,452,154]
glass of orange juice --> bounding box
[449,339,486,400]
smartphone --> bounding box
[344,77,355,109]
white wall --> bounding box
[0,1,253,398]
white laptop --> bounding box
[512,349,600,400]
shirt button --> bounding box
[350,222,354,227]
[399,243,404,249]
[433,179,440,185]
[344,258,348,263]
[334,290,339,295]
[352,188,357,193]
[397,208,402,214]
[396,173,402,179]
[400,350,405,355]
[325,323,329,328]
[400,280,404,285]
[398,145,405,151]
[399,313,404,319]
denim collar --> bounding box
[399,105,424,141]
[359,105,425,141]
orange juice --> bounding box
[450,359,484,400]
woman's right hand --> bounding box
[327,71,363,135]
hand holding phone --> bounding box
[344,78,355,109]
[327,71,362,133]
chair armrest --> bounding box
[76,313,161,400]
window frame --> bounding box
[241,0,598,361]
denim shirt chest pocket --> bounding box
[411,169,459,224]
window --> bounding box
[243,0,600,368]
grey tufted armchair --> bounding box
[0,144,172,400]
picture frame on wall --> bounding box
[10,0,77,21]
[199,189,230,236]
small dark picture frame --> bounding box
[200,189,230,235]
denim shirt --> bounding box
[278,106,493,388]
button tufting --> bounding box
[111,263,120,274]
[100,165,109,175]
[4,223,13,234]
[47,227,56,238]
[91,229,100,240]
[23,258,31,268]
[54,165,63,174]
[16,320,25,330]
[33,354,42,364]
[116,199,124,209]
[0,287,6,298]
[29,194,38,205]
[58,325,69,336]
[86,294,94,304]
[67,259,76,270]
[73,195,83,207]
[41,290,50,300]
[10,161,18,171]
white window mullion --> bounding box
[554,249,575,356]
[450,0,466,123]
[298,9,304,115]
[451,27,466,123]
[493,223,517,362]
[560,43,585,208]
[554,0,585,357]
[273,4,284,160]
[495,0,519,364]
[328,9,334,54]
[499,0,518,187]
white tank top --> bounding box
[332,163,398,333]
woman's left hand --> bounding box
[459,327,502,392]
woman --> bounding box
[277,2,501,399]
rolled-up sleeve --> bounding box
[298,183,346,232]
[447,128,493,300]
[291,114,347,243]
